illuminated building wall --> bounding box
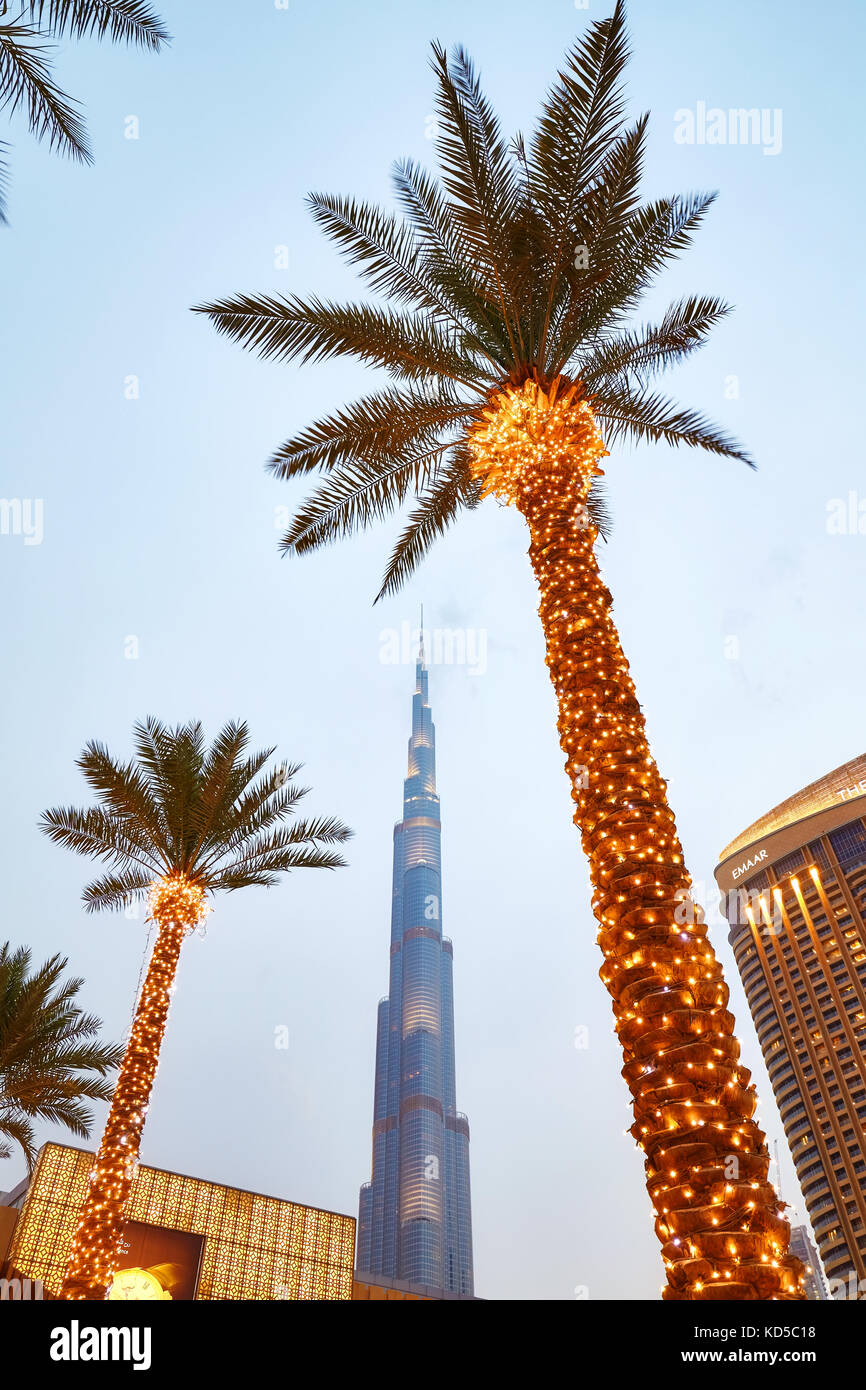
[357,646,474,1295]
[715,756,866,1294]
[5,1143,355,1300]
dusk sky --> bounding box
[2,0,864,1299]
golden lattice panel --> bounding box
[7,1143,354,1300]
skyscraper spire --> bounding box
[356,656,474,1295]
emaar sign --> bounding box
[731,848,768,881]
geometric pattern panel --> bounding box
[7,1143,355,1300]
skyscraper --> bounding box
[715,755,866,1295]
[356,642,474,1296]
[789,1224,827,1301]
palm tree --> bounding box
[0,0,169,222]
[0,942,123,1170]
[40,716,352,1300]
[194,5,804,1301]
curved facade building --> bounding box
[356,648,473,1296]
[715,755,866,1294]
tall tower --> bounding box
[715,754,866,1296]
[357,640,474,1296]
[789,1225,827,1301]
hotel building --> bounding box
[715,755,866,1294]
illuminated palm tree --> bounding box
[0,0,168,221]
[41,717,351,1300]
[195,5,804,1301]
[0,942,123,1169]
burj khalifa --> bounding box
[356,640,474,1296]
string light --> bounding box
[468,377,805,1301]
[59,873,210,1300]
[8,1143,355,1301]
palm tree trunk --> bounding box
[59,915,185,1300]
[512,430,804,1300]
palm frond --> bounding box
[38,805,163,874]
[26,1,169,48]
[0,941,122,1170]
[81,866,154,913]
[43,722,351,908]
[375,449,481,602]
[38,1038,124,1074]
[428,42,524,356]
[75,739,168,848]
[579,112,649,251]
[184,720,253,861]
[13,1091,94,1137]
[593,381,754,465]
[531,0,630,359]
[194,9,753,596]
[206,818,352,889]
[555,191,719,360]
[0,1114,36,1169]
[135,718,206,866]
[530,0,630,204]
[0,138,10,223]
[605,191,719,310]
[267,385,473,480]
[281,443,453,555]
[586,479,613,541]
[579,294,732,387]
[220,771,310,841]
[193,293,481,386]
[545,112,649,371]
[205,746,275,831]
[194,765,310,874]
[308,192,451,320]
[391,155,511,355]
[0,20,91,161]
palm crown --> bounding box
[196,1,749,600]
[0,0,169,221]
[40,717,352,913]
[0,942,123,1169]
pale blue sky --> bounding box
[1,0,864,1299]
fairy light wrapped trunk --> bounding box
[60,874,209,1301]
[468,379,804,1301]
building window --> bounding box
[829,821,866,868]
[773,848,805,879]
[745,870,770,893]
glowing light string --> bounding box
[59,874,211,1300]
[468,377,804,1301]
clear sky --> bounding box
[1,0,864,1300]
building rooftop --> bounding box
[719,751,866,863]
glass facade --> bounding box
[719,802,866,1295]
[789,1224,827,1300]
[356,649,473,1295]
